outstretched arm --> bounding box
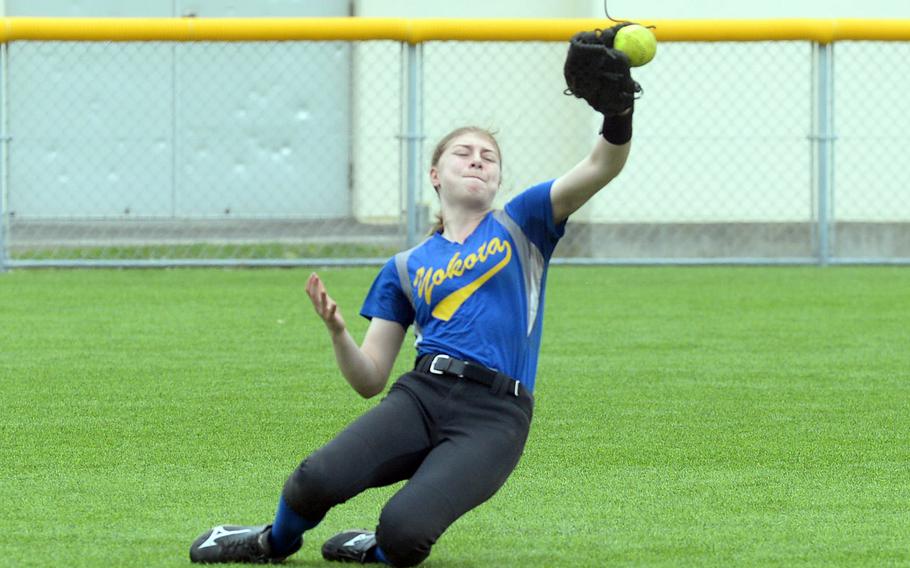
[306,272,406,398]
[550,110,631,225]
[553,25,641,225]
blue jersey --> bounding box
[360,180,565,393]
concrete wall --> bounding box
[3,0,352,17]
[589,0,908,19]
[5,0,353,219]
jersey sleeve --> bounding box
[503,179,567,259]
[359,258,415,328]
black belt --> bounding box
[416,354,522,397]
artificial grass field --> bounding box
[1,266,908,567]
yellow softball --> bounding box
[613,24,657,67]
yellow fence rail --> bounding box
[2,17,910,44]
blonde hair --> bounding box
[428,126,502,235]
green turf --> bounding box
[1,267,908,567]
[13,242,399,261]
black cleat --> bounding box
[321,530,377,563]
[189,524,300,564]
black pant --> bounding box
[282,368,534,567]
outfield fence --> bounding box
[1,18,909,269]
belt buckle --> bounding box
[429,354,448,375]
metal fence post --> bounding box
[403,41,424,248]
[0,42,9,273]
[814,42,835,266]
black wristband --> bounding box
[600,110,633,145]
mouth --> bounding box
[464,175,486,182]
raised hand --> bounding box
[305,272,347,336]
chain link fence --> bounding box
[2,37,908,267]
[4,40,404,264]
[833,41,910,260]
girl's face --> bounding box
[430,132,501,210]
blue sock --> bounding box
[372,545,390,565]
[268,496,318,556]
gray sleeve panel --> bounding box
[492,209,546,337]
[394,238,431,345]
[394,250,415,310]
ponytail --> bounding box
[427,211,444,236]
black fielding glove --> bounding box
[563,24,642,117]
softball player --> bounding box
[190,26,638,566]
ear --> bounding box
[429,166,440,190]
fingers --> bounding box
[306,272,341,327]
[305,272,319,299]
[306,272,327,301]
[322,292,339,321]
[305,273,323,308]
[320,290,331,314]
[306,274,318,306]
